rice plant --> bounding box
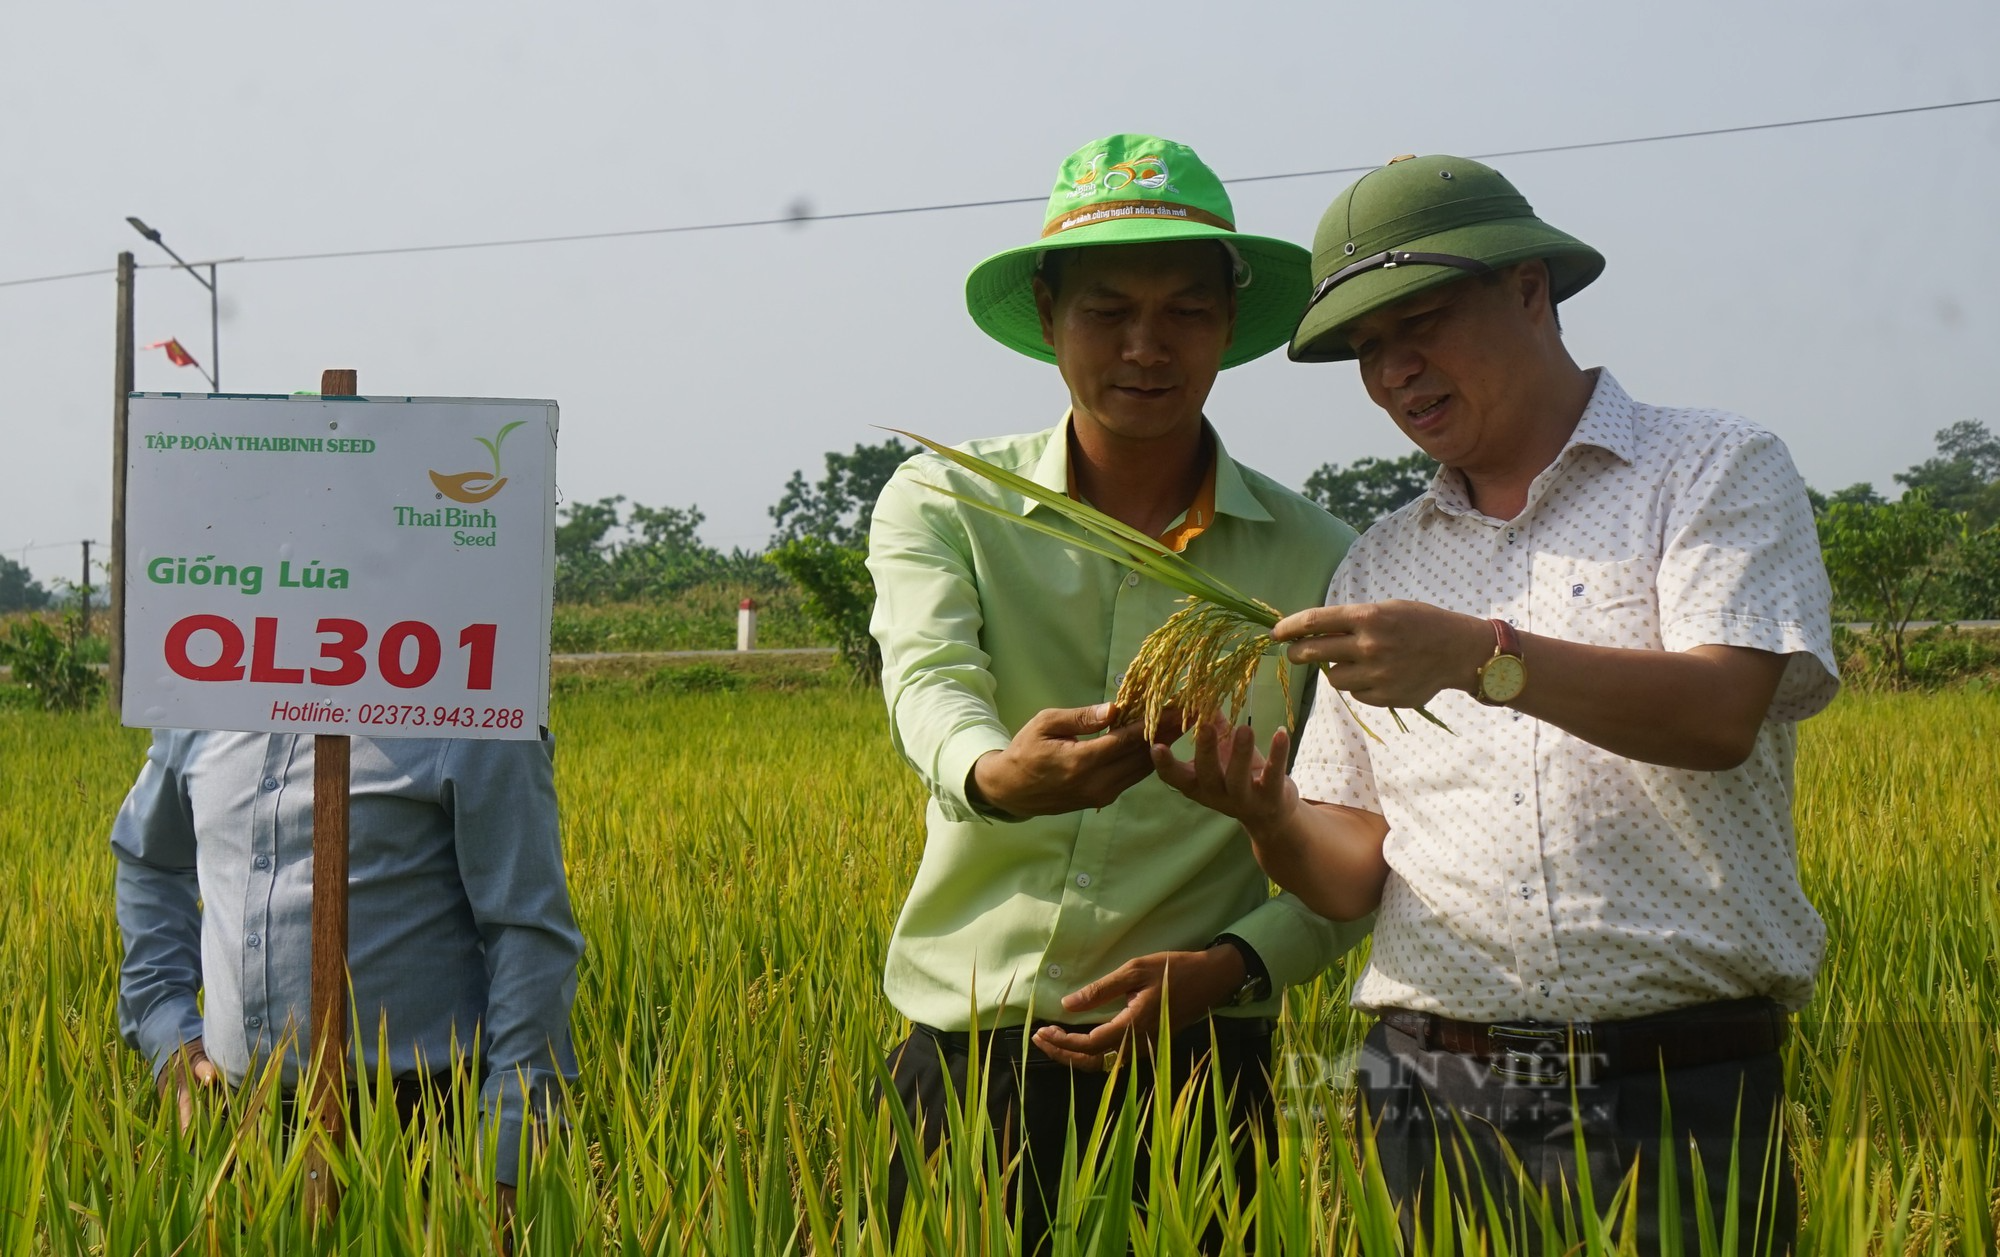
[1,686,1994,1253]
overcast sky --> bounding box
[4,0,1996,587]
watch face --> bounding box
[1481,654,1527,703]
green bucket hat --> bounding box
[965,133,1310,369]
[1289,154,1605,363]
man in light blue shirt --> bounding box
[111,729,583,1190]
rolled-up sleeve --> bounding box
[1220,892,1374,995]
[110,730,207,1076]
[1656,429,1841,722]
[866,466,1014,823]
[441,734,583,1185]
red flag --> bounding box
[144,338,200,369]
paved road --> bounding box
[552,647,835,662]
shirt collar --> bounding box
[1026,410,1274,525]
[1417,368,1638,519]
[1563,369,1641,466]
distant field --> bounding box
[0,688,1994,1253]
[549,587,824,654]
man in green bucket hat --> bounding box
[1154,154,1840,1250]
[866,133,1370,1251]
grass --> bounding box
[0,688,1994,1253]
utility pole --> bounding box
[80,539,92,639]
[110,252,134,710]
[209,263,220,390]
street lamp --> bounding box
[126,216,222,391]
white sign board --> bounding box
[123,393,556,740]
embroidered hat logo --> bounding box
[1070,152,1175,199]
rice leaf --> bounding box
[893,426,1451,741]
[885,427,1269,614]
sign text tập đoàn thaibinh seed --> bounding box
[123,394,556,739]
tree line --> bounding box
[9,421,1993,689]
[526,418,1998,685]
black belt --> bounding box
[1376,998,1787,1086]
[918,1017,1272,1060]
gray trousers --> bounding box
[1354,1019,1796,1255]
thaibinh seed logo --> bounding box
[430,420,526,504]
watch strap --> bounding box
[1212,933,1272,1005]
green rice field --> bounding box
[0,687,1994,1254]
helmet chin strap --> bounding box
[1307,249,1493,310]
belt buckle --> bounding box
[1487,1022,1591,1085]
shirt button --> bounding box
[1535,981,1551,996]
[1123,572,1140,588]
[1512,791,1525,805]
[1510,711,1523,722]
[1075,873,1091,889]
[262,776,280,791]
[254,854,271,869]
[1519,885,1533,899]
[245,1015,262,1029]
[1046,963,1063,979]
[246,933,261,948]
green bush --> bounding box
[1903,630,2000,688]
[1943,523,2000,620]
[0,613,103,712]
[1817,493,1962,685]
[1832,623,2000,691]
[765,538,879,685]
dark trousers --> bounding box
[882,1018,1274,1254]
[1355,1019,1796,1255]
[277,1071,465,1132]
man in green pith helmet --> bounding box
[1153,153,1839,1251]
[866,133,1370,1250]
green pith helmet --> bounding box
[1289,154,1605,362]
[965,133,1311,369]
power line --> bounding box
[1225,94,2000,187]
[0,265,120,290]
[3,93,1996,291]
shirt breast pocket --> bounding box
[1556,556,1659,648]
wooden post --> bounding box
[80,540,92,640]
[109,252,134,710]
[303,367,358,1221]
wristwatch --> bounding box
[1213,934,1272,1007]
[1474,618,1528,707]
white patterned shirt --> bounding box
[1292,370,1839,1023]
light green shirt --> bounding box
[866,414,1368,1031]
